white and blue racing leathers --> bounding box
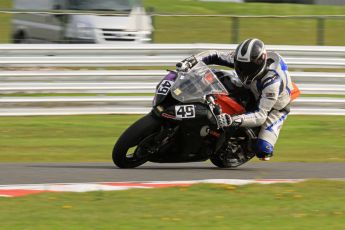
[193,50,294,155]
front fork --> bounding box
[206,95,223,130]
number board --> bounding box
[157,80,174,95]
[175,105,195,119]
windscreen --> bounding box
[171,62,228,103]
[68,0,138,11]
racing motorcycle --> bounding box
[112,61,258,169]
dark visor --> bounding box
[235,61,262,84]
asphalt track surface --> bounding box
[1,162,345,185]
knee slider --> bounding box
[255,139,274,157]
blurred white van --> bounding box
[12,0,153,43]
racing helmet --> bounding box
[234,38,267,86]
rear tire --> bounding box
[210,128,256,168]
[210,155,228,168]
[112,113,161,168]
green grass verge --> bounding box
[0,114,138,162]
[0,0,11,43]
[0,115,344,162]
[145,0,345,15]
[0,180,344,229]
[277,115,345,162]
[146,0,345,45]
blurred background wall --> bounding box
[0,0,344,45]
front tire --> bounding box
[112,113,161,168]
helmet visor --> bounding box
[235,61,261,85]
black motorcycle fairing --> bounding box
[150,102,220,163]
[155,102,216,124]
[148,122,216,163]
[153,71,177,107]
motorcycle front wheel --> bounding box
[112,113,161,168]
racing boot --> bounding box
[255,139,273,161]
[256,152,273,161]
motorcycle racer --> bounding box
[176,38,300,161]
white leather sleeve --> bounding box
[194,50,235,68]
[234,79,281,128]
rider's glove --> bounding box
[176,56,198,72]
[217,113,232,128]
[217,114,243,128]
[176,61,190,72]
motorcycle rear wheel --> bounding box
[112,113,161,168]
[210,128,256,168]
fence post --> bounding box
[147,7,155,43]
[231,17,239,44]
[316,17,325,46]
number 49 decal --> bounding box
[157,80,174,95]
[175,105,195,118]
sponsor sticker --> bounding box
[173,88,182,96]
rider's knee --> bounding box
[255,139,274,158]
